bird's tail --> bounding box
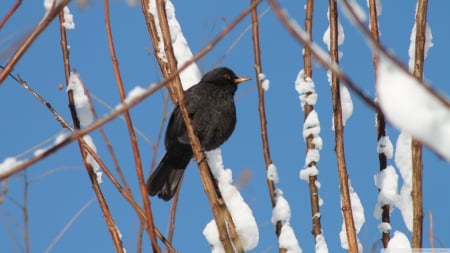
[146,150,192,201]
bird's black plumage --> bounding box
[146,67,250,201]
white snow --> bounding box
[373,165,398,219]
[271,189,291,224]
[115,85,148,110]
[377,136,394,158]
[408,23,433,71]
[323,18,345,50]
[339,181,365,252]
[377,54,450,161]
[267,163,279,183]
[258,73,270,92]
[148,0,201,90]
[83,135,102,184]
[374,165,398,206]
[43,1,74,30]
[67,72,94,127]
[303,110,321,142]
[295,69,318,109]
[339,86,354,127]
[394,132,413,231]
[377,222,391,234]
[55,132,69,145]
[299,165,318,181]
[278,223,303,253]
[323,17,354,128]
[271,189,302,252]
[204,149,258,251]
[315,233,329,253]
[385,231,411,251]
[62,7,75,29]
[305,149,320,165]
[0,157,23,176]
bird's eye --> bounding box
[223,74,231,80]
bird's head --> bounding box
[201,67,251,88]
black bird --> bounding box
[146,67,250,201]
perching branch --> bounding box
[153,0,245,251]
[328,1,358,252]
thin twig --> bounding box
[103,1,160,251]
[0,0,22,30]
[23,173,30,253]
[328,0,358,252]
[250,0,280,247]
[44,197,96,253]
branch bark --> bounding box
[411,0,428,248]
[328,1,358,252]
[367,0,391,247]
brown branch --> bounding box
[250,0,281,249]
[153,0,244,251]
[302,0,325,240]
[103,1,160,251]
[411,0,428,248]
[328,1,358,252]
[0,0,71,84]
[0,0,22,30]
[140,0,176,100]
[367,0,390,247]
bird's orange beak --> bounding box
[234,76,251,84]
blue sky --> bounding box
[1,0,449,252]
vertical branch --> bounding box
[153,1,243,251]
[103,1,161,252]
[303,0,313,78]
[57,5,125,252]
[328,0,358,252]
[250,0,279,239]
[58,12,71,84]
[411,0,428,248]
[302,0,324,239]
[368,0,391,247]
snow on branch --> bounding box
[203,149,259,252]
[376,54,450,161]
